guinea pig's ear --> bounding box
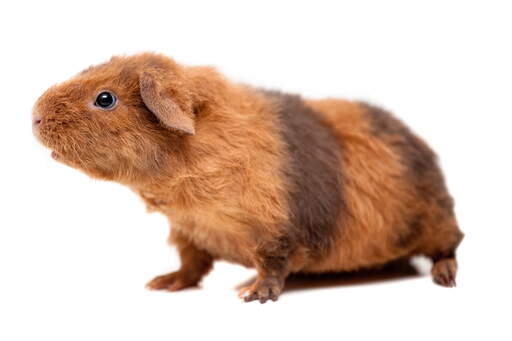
[139,70,195,135]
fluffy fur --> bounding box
[33,53,464,303]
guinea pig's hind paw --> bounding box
[239,276,283,304]
[431,258,457,288]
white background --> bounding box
[1,1,511,340]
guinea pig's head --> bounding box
[32,53,197,183]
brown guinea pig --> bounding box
[32,53,464,303]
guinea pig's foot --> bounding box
[145,270,199,292]
[239,276,284,303]
[431,258,457,287]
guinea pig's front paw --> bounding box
[145,270,200,292]
[239,276,284,304]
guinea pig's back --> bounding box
[300,99,462,272]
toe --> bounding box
[146,274,174,290]
[238,287,251,299]
[244,291,259,302]
[258,286,270,304]
[269,287,280,302]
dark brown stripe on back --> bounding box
[360,102,451,249]
[360,102,445,197]
[263,90,344,255]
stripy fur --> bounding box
[33,53,464,303]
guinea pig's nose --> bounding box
[33,117,42,126]
[32,112,45,133]
[32,103,45,129]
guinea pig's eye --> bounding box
[94,91,117,110]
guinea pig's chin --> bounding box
[34,134,66,163]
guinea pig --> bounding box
[32,53,464,303]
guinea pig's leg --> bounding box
[424,219,464,287]
[431,256,458,287]
[239,237,292,303]
[146,231,213,292]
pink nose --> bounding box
[32,113,44,135]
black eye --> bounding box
[95,91,117,109]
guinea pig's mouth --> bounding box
[51,151,62,161]
[49,149,71,164]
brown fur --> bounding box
[33,53,464,303]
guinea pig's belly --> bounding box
[300,232,416,273]
[175,223,254,267]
